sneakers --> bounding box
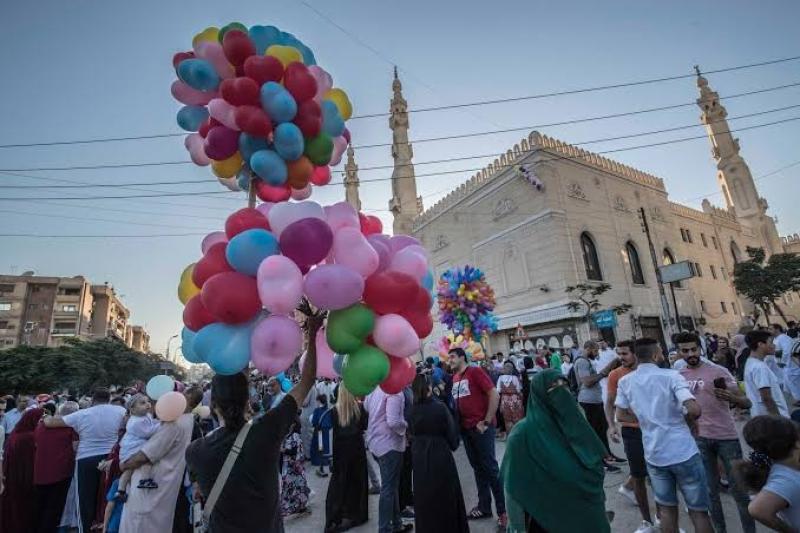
[634,520,657,533]
[617,485,637,506]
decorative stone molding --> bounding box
[614,196,629,212]
[492,198,517,220]
[650,206,665,222]
[433,234,450,252]
[567,183,588,201]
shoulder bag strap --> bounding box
[202,420,253,521]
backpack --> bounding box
[566,356,587,396]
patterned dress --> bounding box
[498,375,524,432]
[280,431,310,516]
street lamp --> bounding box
[165,334,179,363]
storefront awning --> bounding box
[495,300,584,331]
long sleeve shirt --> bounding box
[364,388,407,457]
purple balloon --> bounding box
[201,231,228,254]
[304,264,365,310]
[250,315,302,375]
[279,217,333,267]
[366,236,391,273]
[204,126,239,160]
[389,235,420,254]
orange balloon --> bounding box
[286,156,313,189]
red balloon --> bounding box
[359,213,383,235]
[283,62,317,103]
[294,100,322,138]
[363,271,419,315]
[234,105,273,138]
[192,242,233,287]
[310,165,331,186]
[225,208,270,239]
[402,310,434,338]
[243,55,284,85]
[220,77,260,107]
[380,356,416,394]
[201,272,261,324]
[253,180,292,202]
[172,51,195,71]
[408,285,432,315]
[183,295,216,331]
[198,117,221,138]
[222,30,255,67]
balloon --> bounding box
[217,176,240,192]
[268,200,326,236]
[146,375,175,401]
[290,183,313,200]
[239,133,269,161]
[360,213,383,235]
[198,117,221,138]
[204,126,239,160]
[321,100,345,137]
[329,135,347,166]
[225,207,270,239]
[222,29,255,67]
[333,227,379,278]
[218,22,248,43]
[243,55,284,85]
[363,271,418,315]
[389,235,421,254]
[249,25,281,55]
[389,245,429,280]
[201,272,262,324]
[177,105,209,132]
[257,255,303,314]
[192,242,233,287]
[250,316,303,374]
[310,165,331,186]
[260,82,297,124]
[181,327,203,363]
[155,391,187,422]
[380,356,415,394]
[332,353,345,376]
[326,304,375,354]
[178,263,200,304]
[195,322,253,375]
[225,228,279,276]
[183,294,216,331]
[283,62,317,103]
[403,310,434,339]
[279,218,333,267]
[254,180,292,202]
[236,170,251,191]
[194,405,212,418]
[195,41,235,79]
[220,77,260,106]
[325,202,359,233]
[422,269,434,292]
[373,314,420,358]
[234,105,273,138]
[255,201,274,219]
[273,123,305,161]
[211,152,242,179]
[315,328,338,379]
[294,100,322,138]
[303,133,333,166]
[366,235,391,273]
[173,51,196,71]
[265,44,303,66]
[192,27,220,48]
[250,149,287,185]
[304,264,365,310]
[342,128,351,144]
[286,157,313,189]
[342,345,390,396]
[185,133,211,166]
[324,88,353,120]
[207,98,239,130]
[308,65,333,102]
[177,59,220,92]
[201,231,228,254]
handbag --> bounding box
[192,420,253,533]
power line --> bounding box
[0,232,210,238]
[0,208,217,231]
[679,159,800,203]
[0,132,185,150]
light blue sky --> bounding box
[2,0,799,355]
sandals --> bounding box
[467,507,491,520]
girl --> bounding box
[116,394,160,498]
[280,416,311,517]
[497,361,524,435]
[310,394,333,477]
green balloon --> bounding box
[304,133,333,166]
[218,22,248,43]
[326,304,375,354]
[342,345,390,396]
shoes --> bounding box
[369,485,382,495]
[497,512,508,530]
[633,520,657,533]
[617,485,637,506]
[604,464,622,473]
[401,507,415,520]
[392,524,413,532]
[611,455,628,464]
[719,477,730,490]
[316,468,329,477]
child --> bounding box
[117,393,160,497]
[280,416,311,517]
[103,478,125,533]
[310,394,333,477]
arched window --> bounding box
[663,248,682,288]
[580,232,603,281]
[626,241,645,285]
[730,241,742,264]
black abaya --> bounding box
[325,405,369,531]
[409,398,469,533]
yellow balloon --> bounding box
[265,45,303,67]
[211,152,243,179]
[324,88,353,121]
[178,263,200,305]
[192,27,220,48]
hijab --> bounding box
[2,408,42,532]
[501,370,609,533]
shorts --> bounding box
[646,453,709,511]
[620,426,647,479]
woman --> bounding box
[733,333,750,382]
[34,401,78,533]
[734,415,800,531]
[408,374,468,533]
[280,416,310,517]
[325,385,369,533]
[1,407,43,532]
[497,361,524,435]
[310,394,333,477]
[713,336,736,373]
[501,370,609,533]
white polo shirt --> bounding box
[744,356,790,417]
[615,363,698,467]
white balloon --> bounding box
[267,200,326,237]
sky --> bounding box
[1,0,799,356]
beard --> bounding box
[686,356,700,366]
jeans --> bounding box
[462,425,505,515]
[696,437,756,533]
[647,453,710,511]
[376,450,404,533]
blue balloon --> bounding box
[181,327,204,364]
[260,82,297,123]
[236,169,251,191]
[225,228,279,276]
[238,132,269,162]
[194,322,253,375]
[250,149,288,185]
[422,269,434,292]
[249,25,281,55]
[321,100,345,137]
[146,374,175,400]
[177,105,209,132]
[177,58,220,92]
[299,44,317,66]
[273,123,305,161]
[332,353,345,376]
[276,371,292,392]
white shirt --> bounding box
[496,374,522,393]
[63,403,127,460]
[561,362,573,377]
[776,334,795,366]
[615,363,698,467]
[744,356,790,417]
[596,348,617,403]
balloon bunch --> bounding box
[437,265,498,342]
[171,23,353,199]
[177,200,434,397]
[517,164,544,191]
[145,375,187,422]
[436,332,487,361]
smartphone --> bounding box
[713,377,727,390]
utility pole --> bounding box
[638,207,675,340]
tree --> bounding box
[565,282,632,322]
[733,247,800,325]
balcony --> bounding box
[51,328,77,336]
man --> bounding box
[2,394,30,435]
[605,340,653,530]
[676,332,755,533]
[744,330,789,417]
[615,338,713,533]
[574,340,622,471]
[596,340,617,402]
[44,387,126,533]
[264,377,286,410]
[772,324,795,384]
[449,347,506,527]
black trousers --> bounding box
[76,454,105,532]
[580,402,610,455]
[398,446,413,510]
[35,477,72,533]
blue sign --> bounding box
[592,309,617,329]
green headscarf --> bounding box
[501,369,609,533]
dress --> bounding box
[325,405,369,530]
[497,375,524,432]
[1,408,42,533]
[408,398,468,533]
[280,432,310,515]
[310,406,333,467]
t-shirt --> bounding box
[606,366,637,428]
[105,478,124,533]
[744,357,790,417]
[452,365,495,430]
[679,362,738,440]
[596,349,618,402]
[63,403,127,460]
[763,464,800,530]
[186,395,297,533]
[574,356,602,404]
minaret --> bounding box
[695,67,782,253]
[344,144,361,211]
[388,67,421,235]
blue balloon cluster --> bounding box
[178,59,220,91]
[248,25,316,64]
[225,228,280,276]
[194,321,255,375]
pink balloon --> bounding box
[257,255,304,315]
[280,218,333,267]
[185,134,211,166]
[218,176,240,191]
[251,316,303,375]
[325,202,360,233]
[290,183,313,200]
[208,98,239,130]
[329,136,348,166]
[389,235,421,254]
[310,165,331,186]
[171,80,217,105]
[308,65,333,103]
[304,264,364,310]
[298,328,337,379]
[155,392,187,422]
[366,235,391,273]
[389,246,428,280]
[195,41,235,79]
[268,201,326,237]
[373,314,420,358]
[201,231,228,254]
[255,202,274,219]
[333,227,379,278]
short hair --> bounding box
[92,387,111,403]
[745,330,772,351]
[616,339,634,350]
[316,394,328,406]
[772,323,785,333]
[633,338,659,360]
[674,331,701,346]
[449,347,468,361]
[42,403,57,416]
[59,401,79,416]
[583,340,598,350]
[184,385,204,410]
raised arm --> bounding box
[288,303,326,407]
